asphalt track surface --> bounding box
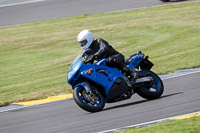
[0,0,200,133]
[0,72,200,133]
[0,0,191,27]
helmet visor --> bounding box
[79,40,88,47]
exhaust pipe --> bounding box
[135,77,153,83]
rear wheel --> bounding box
[73,86,105,112]
[136,70,164,100]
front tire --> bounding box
[136,70,164,100]
[73,86,105,112]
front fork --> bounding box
[81,81,99,98]
[82,81,92,93]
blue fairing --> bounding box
[67,52,145,96]
[127,52,145,69]
[81,64,122,95]
[67,55,123,95]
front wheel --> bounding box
[136,70,164,100]
[73,86,105,112]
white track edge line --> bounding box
[161,70,200,80]
[98,111,200,133]
[0,0,47,8]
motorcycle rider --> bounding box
[77,29,137,82]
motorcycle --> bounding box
[67,51,164,112]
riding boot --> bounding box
[122,65,137,82]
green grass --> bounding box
[117,116,200,133]
[0,1,200,106]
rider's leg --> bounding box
[121,64,137,81]
[107,54,137,81]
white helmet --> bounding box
[77,30,94,50]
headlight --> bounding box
[67,55,82,82]
[67,65,79,81]
[67,69,74,80]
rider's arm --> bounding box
[94,38,109,59]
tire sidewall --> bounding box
[73,86,105,112]
[136,70,164,100]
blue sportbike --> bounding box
[67,51,164,112]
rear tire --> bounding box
[136,70,164,100]
[73,86,105,112]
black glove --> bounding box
[84,55,95,64]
